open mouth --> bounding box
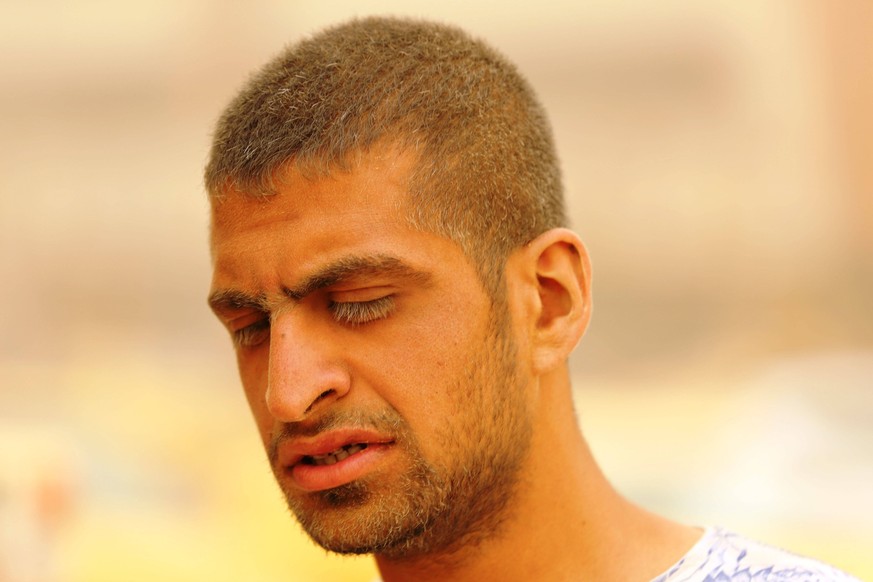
[302,443,369,466]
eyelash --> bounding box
[233,318,270,349]
[329,295,395,326]
[232,296,395,348]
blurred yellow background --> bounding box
[0,1,870,581]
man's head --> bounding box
[205,16,567,293]
[206,17,590,565]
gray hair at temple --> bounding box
[204,16,567,293]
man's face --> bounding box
[208,148,533,558]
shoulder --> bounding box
[652,527,862,582]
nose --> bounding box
[265,311,351,422]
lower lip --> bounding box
[286,443,393,492]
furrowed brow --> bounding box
[208,256,430,316]
[208,289,268,315]
[284,255,431,301]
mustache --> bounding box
[267,408,408,466]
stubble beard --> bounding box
[276,305,533,562]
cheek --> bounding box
[358,304,480,421]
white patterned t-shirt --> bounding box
[371,527,862,581]
[652,527,862,582]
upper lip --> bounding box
[275,428,395,469]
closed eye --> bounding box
[233,318,270,348]
[329,296,395,326]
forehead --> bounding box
[208,146,459,297]
[211,145,415,231]
[211,145,416,256]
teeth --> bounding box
[306,443,367,466]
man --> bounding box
[205,17,859,582]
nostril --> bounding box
[304,389,334,414]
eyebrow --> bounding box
[207,288,269,314]
[208,254,431,315]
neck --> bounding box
[375,368,700,582]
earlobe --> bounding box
[524,228,592,375]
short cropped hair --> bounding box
[205,16,567,293]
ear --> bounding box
[511,228,592,375]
